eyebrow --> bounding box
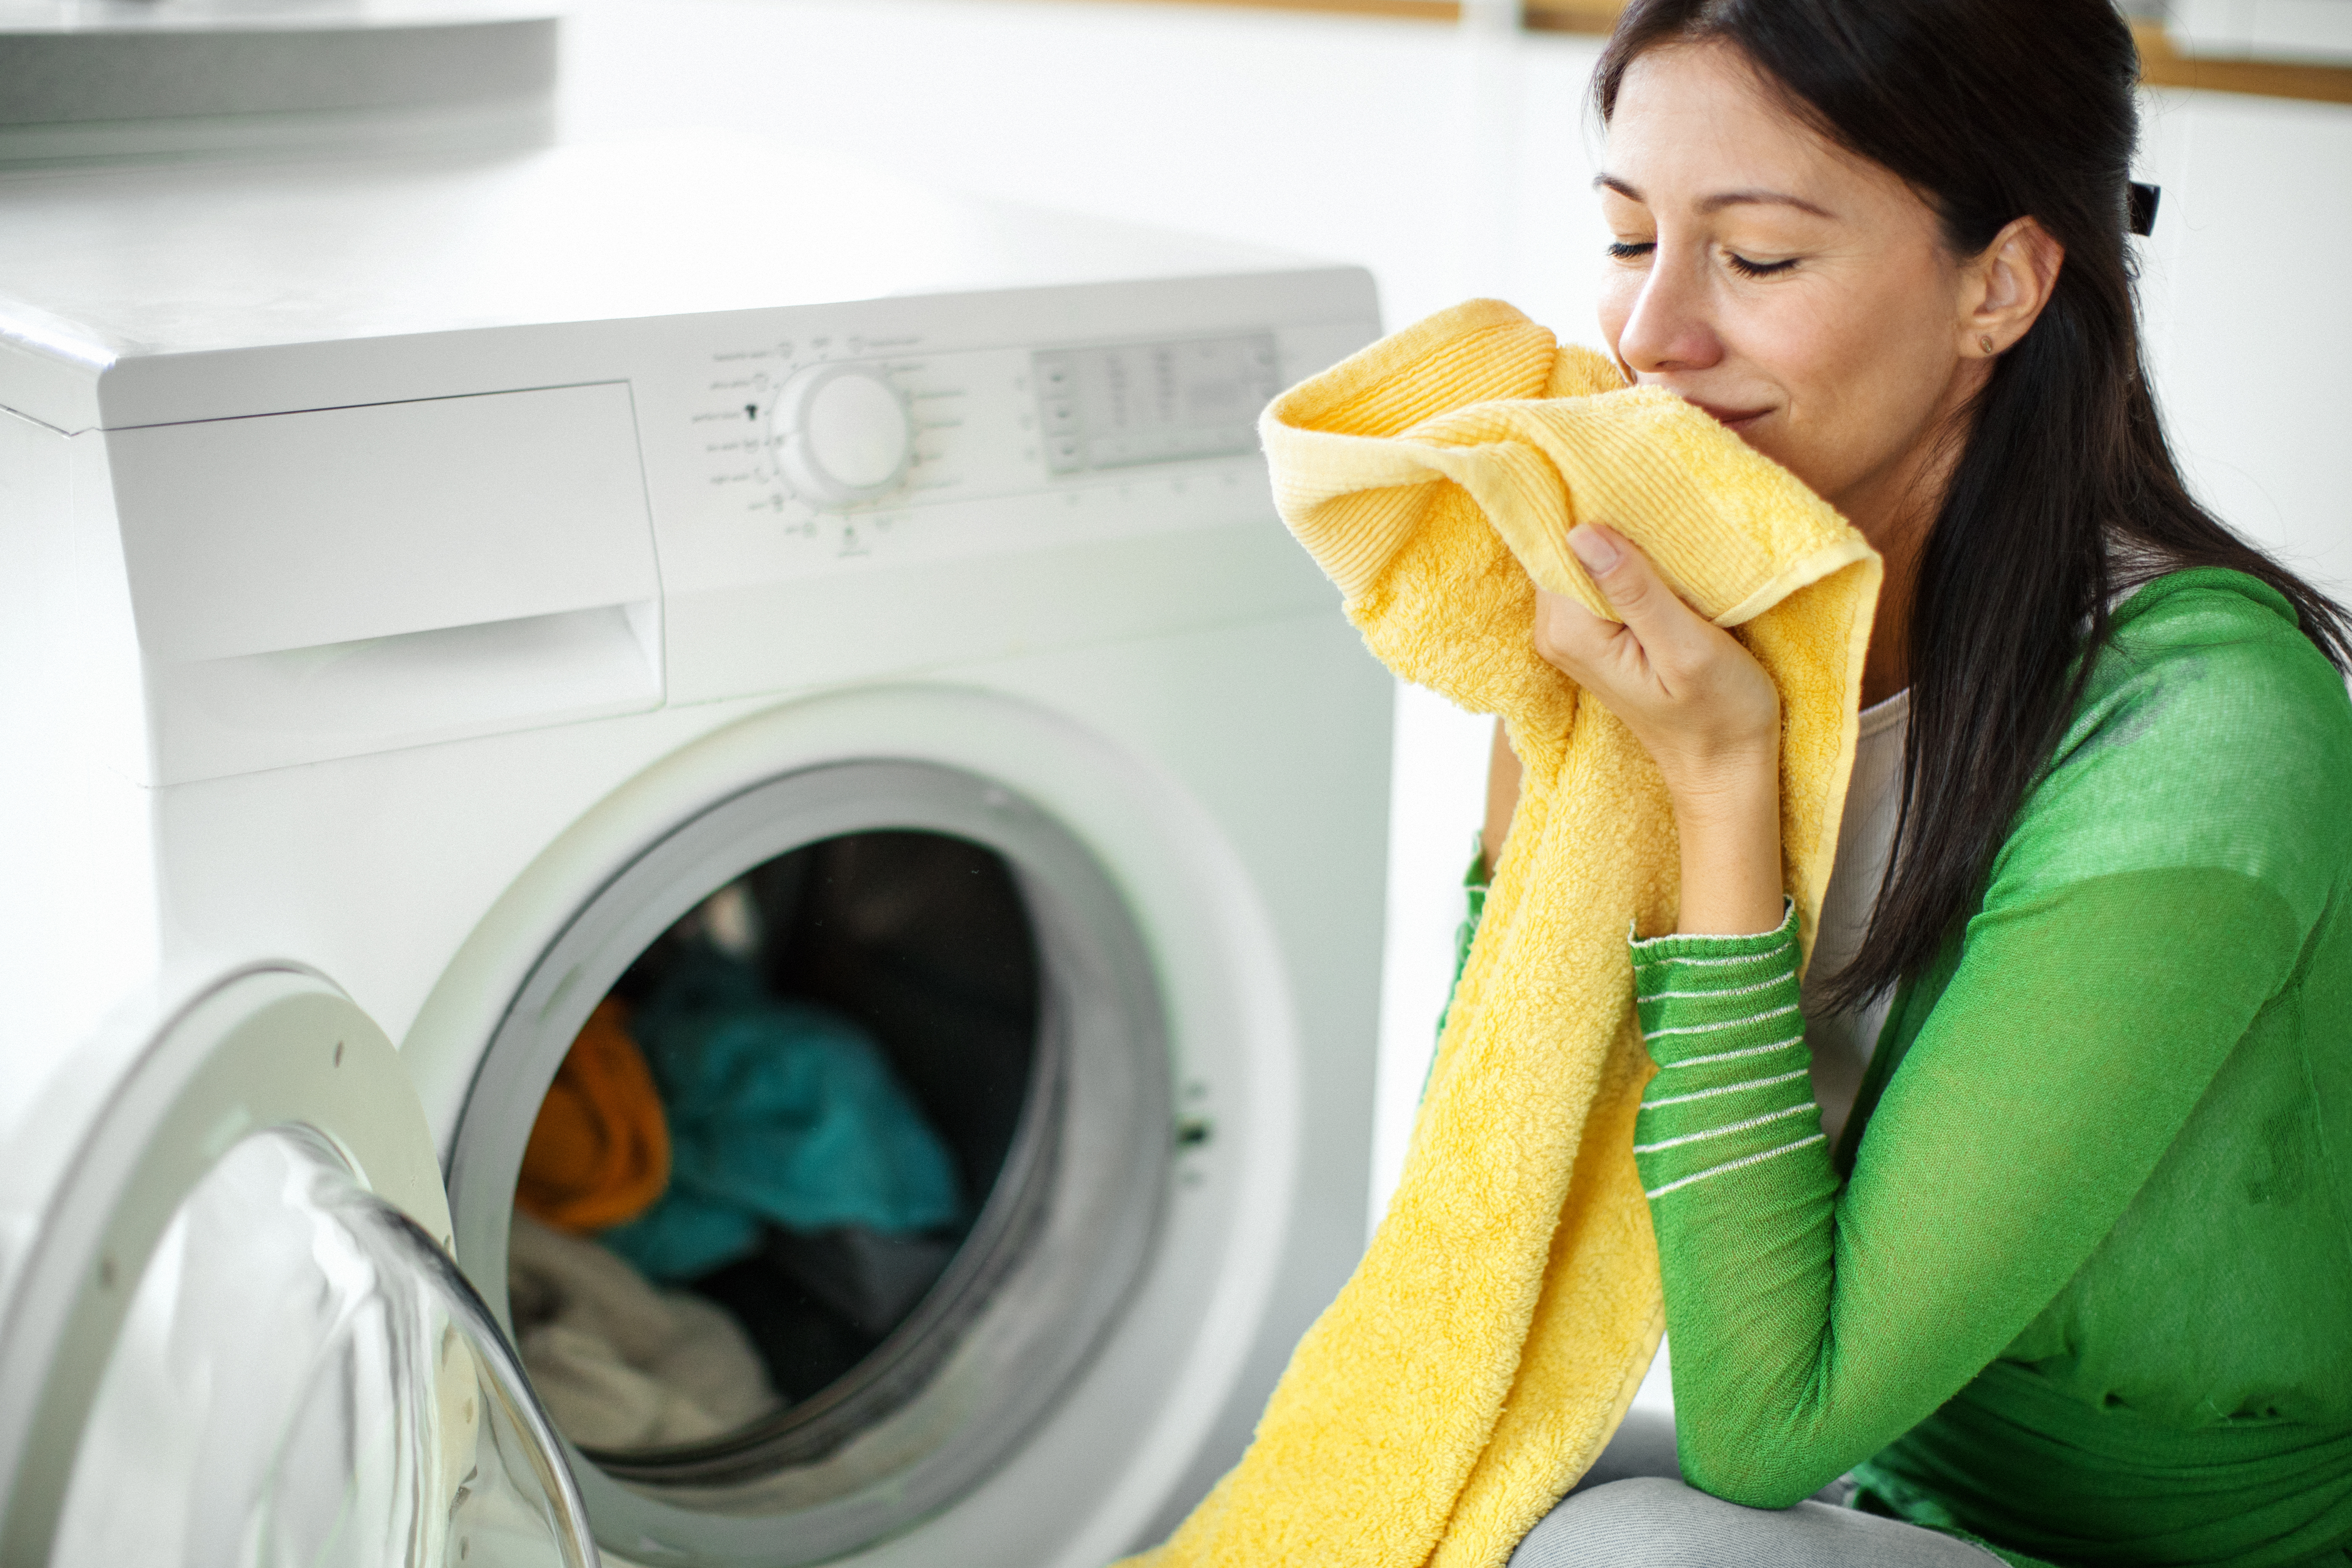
[1593,174,1837,220]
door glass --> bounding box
[449,759,1174,1560]
[508,829,1043,1467]
[53,1125,597,1568]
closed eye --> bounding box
[1727,253,1799,278]
[1608,240,1655,261]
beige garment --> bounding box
[507,1212,780,1452]
[1799,687,1910,1147]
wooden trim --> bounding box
[1522,0,1622,35]
[1045,0,1460,19]
[1524,8,2352,102]
[1006,0,2352,100]
[2132,21,2352,107]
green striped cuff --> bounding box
[1630,900,1823,1199]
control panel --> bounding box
[635,302,1372,605]
[1034,334,1279,474]
[771,362,916,503]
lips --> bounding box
[1685,399,1772,433]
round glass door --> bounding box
[449,759,1171,1567]
[50,1124,597,1568]
[507,825,1046,1462]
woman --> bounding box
[1476,2,2352,1564]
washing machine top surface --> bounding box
[0,131,1322,431]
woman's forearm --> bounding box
[1530,525,1789,938]
[1482,719,1521,872]
[1670,756,1785,937]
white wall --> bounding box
[2135,85,2352,604]
[562,0,1525,326]
[559,1,2352,1248]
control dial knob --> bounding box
[773,363,913,505]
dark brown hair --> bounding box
[1595,0,2352,1006]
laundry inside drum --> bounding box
[506,830,1044,1475]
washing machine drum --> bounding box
[443,759,1171,1568]
[0,967,599,1568]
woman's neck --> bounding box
[1840,398,1976,708]
[1858,519,1924,707]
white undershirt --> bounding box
[1800,688,1910,1148]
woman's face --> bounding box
[1595,41,1983,537]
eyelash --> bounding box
[1604,240,1800,278]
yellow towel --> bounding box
[1126,299,1880,1568]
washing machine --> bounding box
[0,134,1391,1567]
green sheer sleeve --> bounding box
[1436,835,1491,1047]
[1628,571,2352,1559]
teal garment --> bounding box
[1614,571,2352,1567]
[598,949,963,1282]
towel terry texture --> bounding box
[1126,299,1881,1568]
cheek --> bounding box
[1724,297,1865,470]
[1738,284,1950,493]
[1748,291,1874,413]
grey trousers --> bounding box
[1508,1412,2003,1568]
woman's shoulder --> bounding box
[2000,568,2352,914]
[2079,565,2349,747]
[2107,563,2323,649]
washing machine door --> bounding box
[0,964,598,1568]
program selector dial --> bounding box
[772,362,914,505]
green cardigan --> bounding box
[1469,570,2352,1565]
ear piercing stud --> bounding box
[1979,334,1996,355]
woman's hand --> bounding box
[1534,524,1786,936]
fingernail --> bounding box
[1567,525,1620,573]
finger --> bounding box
[1532,587,1641,681]
[1564,523,1714,675]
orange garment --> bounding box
[516,999,672,1233]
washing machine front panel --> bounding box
[417,683,1318,1568]
[0,966,596,1568]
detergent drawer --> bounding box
[102,382,664,783]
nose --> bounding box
[1614,248,1725,378]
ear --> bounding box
[1959,216,2065,360]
